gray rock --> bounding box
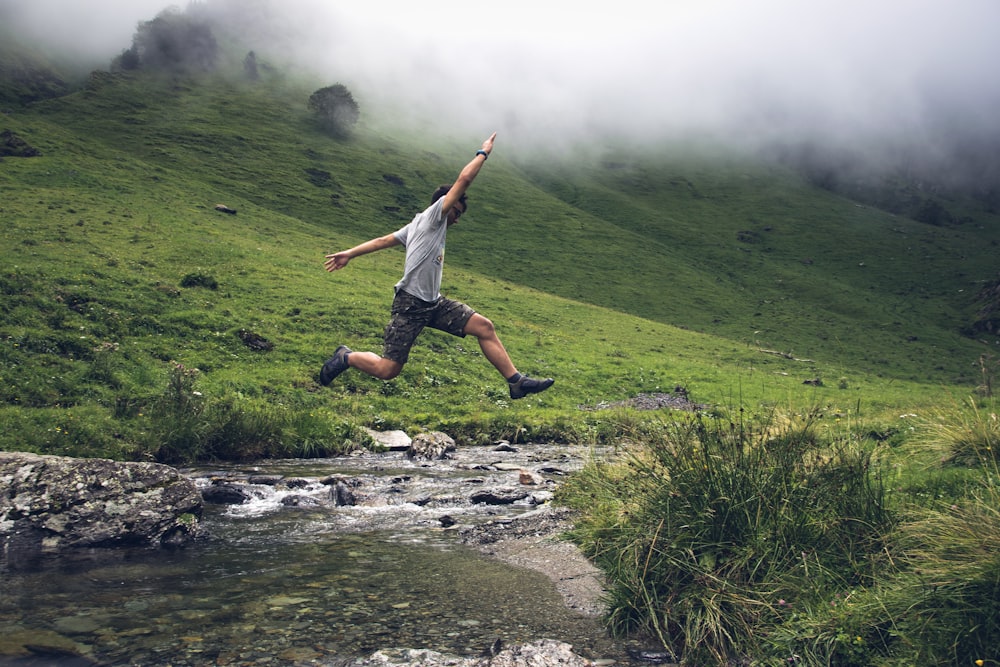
[281,495,321,508]
[333,481,357,506]
[0,452,203,566]
[201,483,250,505]
[248,474,283,486]
[348,639,593,666]
[365,428,412,451]
[469,488,530,505]
[406,431,456,460]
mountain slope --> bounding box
[1,61,997,456]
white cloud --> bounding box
[5,0,999,161]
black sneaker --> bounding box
[509,375,554,399]
[319,345,352,386]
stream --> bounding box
[0,441,646,666]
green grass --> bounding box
[1,53,998,459]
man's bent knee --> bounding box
[369,360,403,380]
[374,359,404,380]
[464,313,496,339]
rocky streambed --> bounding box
[1,435,671,666]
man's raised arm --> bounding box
[440,132,496,213]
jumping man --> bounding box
[319,132,554,400]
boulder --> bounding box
[469,488,530,505]
[406,431,456,460]
[201,482,251,505]
[365,428,412,451]
[0,452,203,567]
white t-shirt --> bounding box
[392,198,448,302]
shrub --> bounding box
[179,272,218,289]
[146,362,208,463]
[308,84,360,137]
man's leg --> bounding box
[463,313,517,378]
[321,291,423,385]
[320,347,404,384]
[345,352,403,380]
[463,313,554,398]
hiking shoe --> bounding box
[509,375,554,399]
[319,345,352,386]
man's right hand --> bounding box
[481,132,496,156]
[324,252,351,271]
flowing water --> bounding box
[0,444,643,666]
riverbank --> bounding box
[460,507,607,618]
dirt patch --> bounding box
[578,389,707,412]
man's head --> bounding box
[432,184,468,226]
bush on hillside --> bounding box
[308,84,360,137]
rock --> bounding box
[469,488,530,505]
[518,470,546,486]
[248,474,283,485]
[406,431,456,460]
[280,495,321,508]
[627,647,679,664]
[0,452,203,567]
[349,639,593,666]
[332,481,357,506]
[201,483,250,505]
[365,428,413,451]
[237,328,272,351]
[0,129,41,158]
[0,628,88,662]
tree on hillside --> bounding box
[117,9,219,72]
[243,51,259,81]
[308,84,360,137]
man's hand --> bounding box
[324,251,351,272]
[481,132,496,156]
[324,234,402,272]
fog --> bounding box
[4,0,1000,172]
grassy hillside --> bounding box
[2,59,998,458]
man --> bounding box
[319,132,554,400]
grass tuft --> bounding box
[557,410,894,664]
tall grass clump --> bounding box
[912,396,1000,467]
[872,398,1000,665]
[556,410,894,665]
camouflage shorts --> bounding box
[382,290,475,364]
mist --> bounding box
[4,0,1000,178]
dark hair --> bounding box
[431,184,467,209]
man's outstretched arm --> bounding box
[440,132,496,213]
[324,233,401,272]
